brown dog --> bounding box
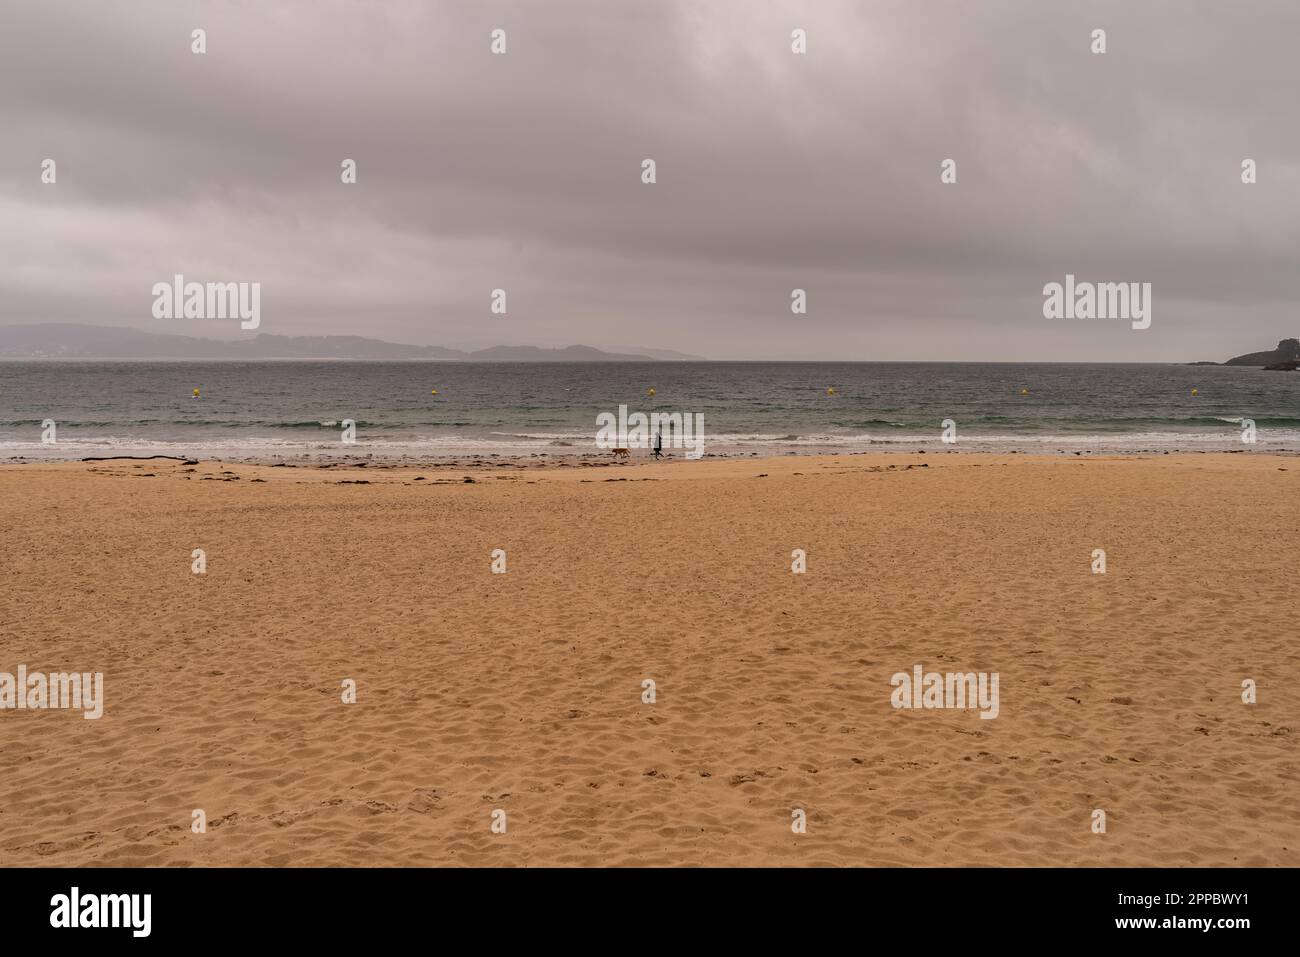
[612,448,630,459]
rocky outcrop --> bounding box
[1226,338,1300,366]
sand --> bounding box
[1,452,1296,866]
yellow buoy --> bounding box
[192,388,200,399]
[430,389,439,396]
[1191,388,1198,396]
[647,387,656,397]
[827,387,835,396]
[1020,388,1029,396]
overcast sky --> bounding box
[1,0,1297,360]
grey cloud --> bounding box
[1,0,1297,359]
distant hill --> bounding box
[464,344,665,362]
[1224,338,1300,367]
[0,324,704,361]
[610,345,707,361]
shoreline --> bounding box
[6,443,1300,469]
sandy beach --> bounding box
[1,452,1296,867]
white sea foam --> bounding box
[7,425,1300,464]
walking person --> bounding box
[653,428,663,460]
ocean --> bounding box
[2,360,1297,462]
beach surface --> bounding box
[1,453,1296,866]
